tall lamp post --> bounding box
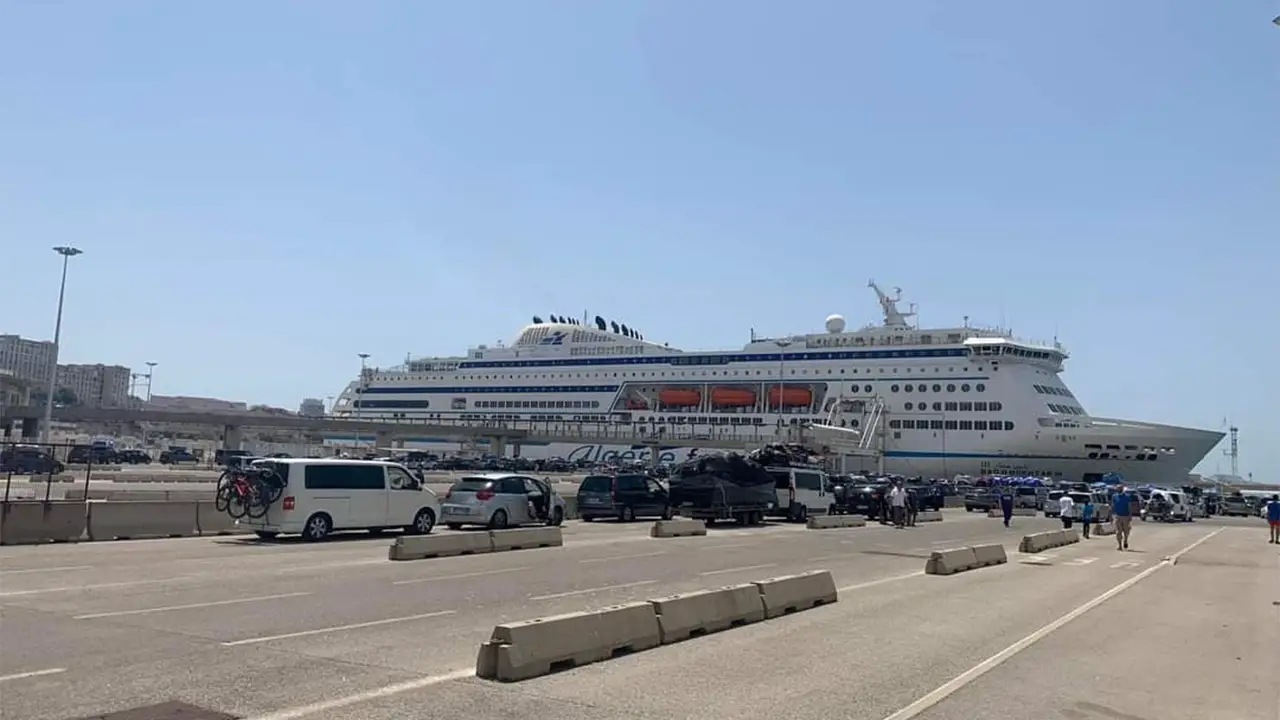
[774,338,792,438]
[354,353,370,452]
[144,361,157,402]
[41,246,83,443]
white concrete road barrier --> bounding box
[489,526,563,552]
[1093,522,1116,536]
[925,544,1007,575]
[86,501,199,541]
[650,518,707,538]
[1018,529,1080,554]
[916,510,943,522]
[806,515,867,530]
[475,569,838,682]
[0,501,87,545]
[391,526,563,561]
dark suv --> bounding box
[577,473,672,522]
[0,446,66,475]
[964,489,999,512]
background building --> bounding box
[0,335,56,387]
[298,398,326,417]
[146,394,249,413]
[1,334,132,408]
[0,369,32,410]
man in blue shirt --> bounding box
[1267,494,1280,544]
[999,488,1015,528]
[1111,487,1134,551]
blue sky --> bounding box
[2,1,1275,478]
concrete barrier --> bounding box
[648,584,766,643]
[1093,522,1115,537]
[806,515,867,530]
[752,570,838,618]
[970,543,1008,567]
[0,501,87,545]
[1018,529,1080,554]
[476,601,661,681]
[917,510,943,522]
[925,546,980,575]
[650,518,707,538]
[87,501,199,540]
[389,532,493,560]
[988,508,1037,518]
[196,501,247,535]
[489,526,563,552]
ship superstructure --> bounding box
[331,283,1222,483]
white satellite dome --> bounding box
[825,314,846,333]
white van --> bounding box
[240,459,440,541]
[1143,489,1190,522]
[765,466,828,522]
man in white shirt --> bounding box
[888,481,908,528]
[1058,492,1075,530]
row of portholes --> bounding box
[891,383,985,394]
[903,401,1004,412]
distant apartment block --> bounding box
[1,334,131,408]
[0,369,32,410]
[298,398,326,417]
[146,394,249,413]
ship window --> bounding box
[932,402,942,411]
[974,402,987,411]
[974,420,988,431]
[959,420,973,430]
[944,420,958,430]
[904,402,913,410]
[889,420,902,429]
[903,384,912,392]
[1004,421,1014,430]
[960,384,971,392]
[890,385,900,392]
[946,384,956,392]
[932,384,941,392]
[991,402,1003,411]
[916,384,926,392]
[976,383,985,392]
[863,385,872,393]
[930,420,943,429]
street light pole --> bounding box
[355,353,370,452]
[774,338,792,438]
[41,246,83,443]
[145,361,157,402]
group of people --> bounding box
[877,480,918,528]
[995,486,1136,550]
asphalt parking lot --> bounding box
[0,512,1274,720]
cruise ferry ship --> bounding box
[330,283,1222,484]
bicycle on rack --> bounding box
[215,465,286,519]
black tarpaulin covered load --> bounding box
[668,451,777,508]
[748,442,823,468]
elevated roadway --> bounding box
[0,514,1272,720]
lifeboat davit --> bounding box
[659,389,701,406]
[711,388,756,407]
[769,387,812,407]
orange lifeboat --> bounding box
[659,389,701,406]
[769,386,812,407]
[711,388,756,407]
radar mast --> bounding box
[867,280,916,329]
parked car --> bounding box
[0,445,65,475]
[1219,496,1252,517]
[115,449,152,464]
[963,489,999,512]
[441,473,567,529]
[577,473,672,522]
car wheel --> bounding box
[619,506,636,522]
[550,507,564,527]
[488,509,509,530]
[409,508,436,535]
[661,505,673,521]
[302,513,331,542]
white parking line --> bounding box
[222,610,456,646]
[699,542,751,551]
[578,551,666,565]
[529,580,657,601]
[837,570,925,593]
[0,668,66,683]
[244,668,475,720]
[392,567,524,586]
[0,565,92,575]
[880,528,1222,720]
[74,592,311,620]
[698,563,777,577]
[0,577,190,597]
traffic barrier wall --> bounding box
[752,571,838,618]
[970,543,1008,567]
[87,501,199,541]
[0,501,87,545]
[648,584,765,643]
[1093,522,1115,536]
[389,532,493,560]
[196,501,246,535]
[917,510,943,522]
[806,515,867,530]
[925,546,980,575]
[650,518,707,538]
[988,507,1038,518]
[475,568,838,682]
[490,526,563,551]
[476,601,661,681]
[1017,529,1080,553]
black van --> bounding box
[577,473,672,522]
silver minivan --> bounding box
[441,473,567,529]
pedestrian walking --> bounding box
[906,489,919,527]
[999,488,1015,528]
[1112,487,1134,550]
[1266,494,1280,544]
[888,481,907,528]
[1058,492,1075,530]
[1081,497,1094,539]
